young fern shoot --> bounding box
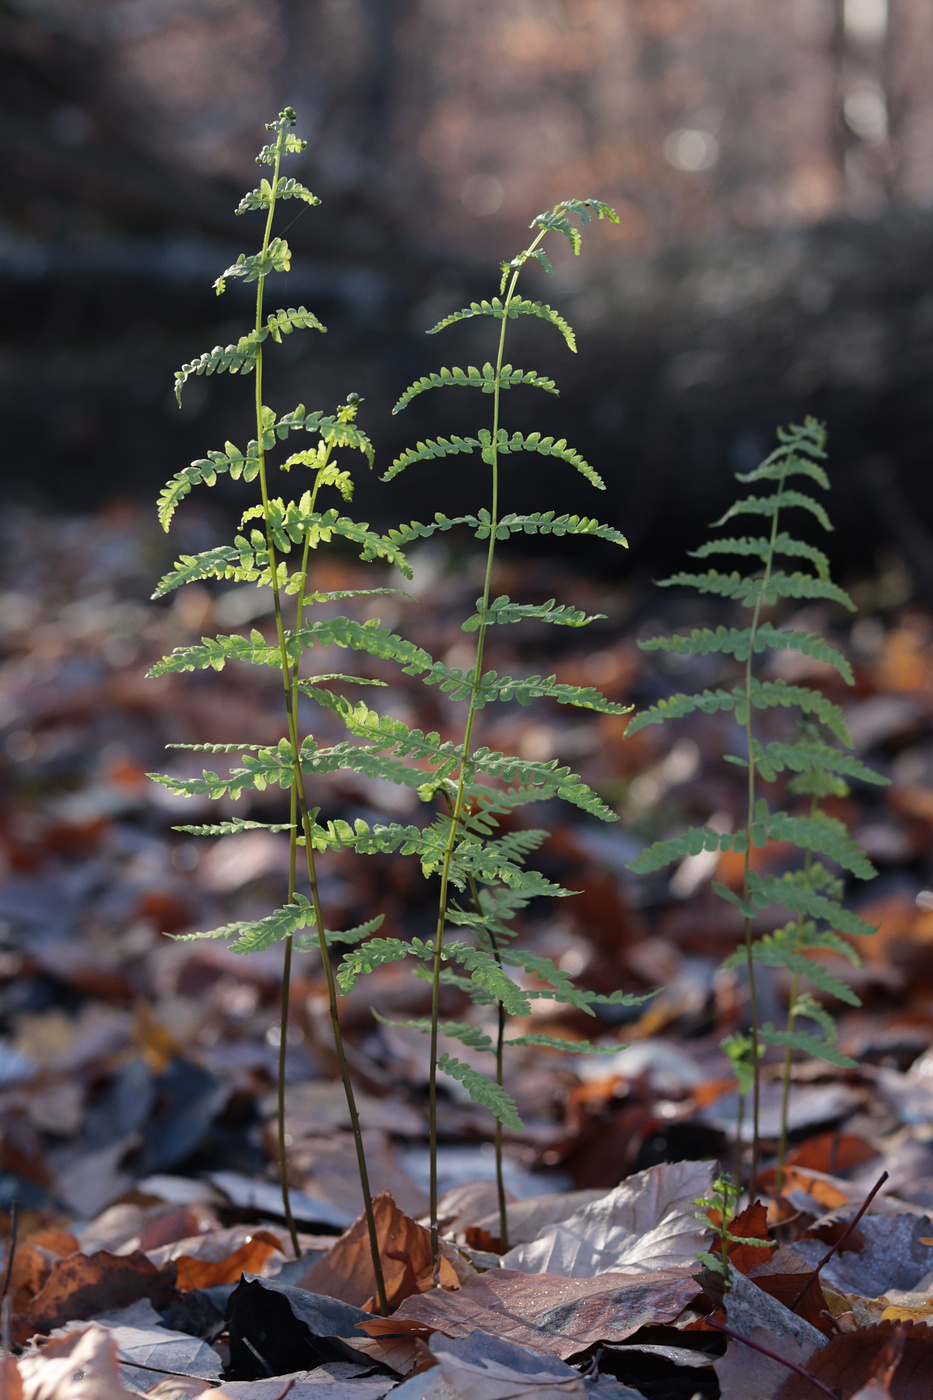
[628,420,887,1191]
[375,199,644,1260]
[149,110,405,1312]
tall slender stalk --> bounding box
[252,122,388,1311]
[737,467,786,1195]
[425,230,549,1267]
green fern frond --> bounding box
[751,739,887,786]
[659,569,855,611]
[760,1024,855,1069]
[690,533,831,579]
[483,511,627,546]
[149,738,295,801]
[437,1054,523,1129]
[148,629,295,676]
[639,625,852,683]
[303,913,385,948]
[427,297,577,352]
[506,1032,616,1054]
[296,615,435,673]
[629,824,744,875]
[174,336,261,404]
[212,236,291,295]
[392,364,557,414]
[765,810,876,879]
[744,871,877,939]
[374,1013,494,1054]
[172,893,315,953]
[382,435,479,482]
[383,514,475,546]
[714,489,832,533]
[172,819,296,836]
[337,936,434,992]
[464,594,604,632]
[236,175,320,213]
[484,430,604,490]
[157,441,261,529]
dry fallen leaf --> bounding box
[14,1251,176,1347]
[297,1191,459,1310]
[776,1320,933,1400]
[501,1160,714,1276]
[17,1323,135,1400]
[358,1267,701,1360]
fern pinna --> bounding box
[628,419,886,1190]
[329,201,648,1260]
[149,110,401,1311]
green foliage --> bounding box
[627,419,888,1170]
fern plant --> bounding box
[321,200,654,1261]
[147,109,418,1312]
[627,420,887,1191]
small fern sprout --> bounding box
[359,198,652,1263]
[149,110,408,1312]
[628,420,888,1193]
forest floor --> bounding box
[1,501,933,1398]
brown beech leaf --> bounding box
[14,1251,176,1346]
[775,1321,933,1400]
[297,1191,459,1310]
[9,1231,79,1317]
[356,1267,701,1359]
[170,1230,284,1291]
[17,1323,136,1400]
[501,1160,714,1276]
[726,1201,775,1276]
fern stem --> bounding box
[466,869,510,1251]
[426,230,548,1270]
[253,127,387,1312]
[740,460,788,1196]
[776,797,816,1192]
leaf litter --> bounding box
[3,506,933,1396]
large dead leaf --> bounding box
[357,1267,701,1359]
[776,1321,933,1400]
[428,1330,644,1400]
[792,1216,933,1299]
[297,1191,459,1310]
[467,1191,606,1250]
[17,1323,135,1400]
[9,1230,79,1316]
[501,1161,714,1276]
[13,1251,176,1347]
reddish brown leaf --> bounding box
[776,1321,933,1400]
[14,1251,176,1346]
[173,1230,283,1291]
[297,1191,459,1311]
[727,1201,775,1276]
[357,1267,701,1360]
[9,1229,79,1316]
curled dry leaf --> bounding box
[17,1323,135,1400]
[297,1191,459,1311]
[501,1160,714,1276]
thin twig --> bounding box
[706,1318,838,1400]
[1,1201,18,1310]
[789,1169,888,1314]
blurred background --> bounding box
[2,0,933,578]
